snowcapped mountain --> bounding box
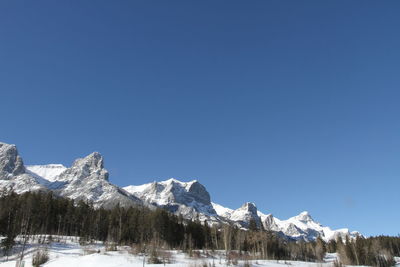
[0,142,25,178]
[49,152,142,208]
[0,142,47,193]
[0,142,142,208]
[124,178,218,221]
[255,210,359,242]
[124,177,360,241]
[275,211,360,241]
[213,202,262,229]
[0,141,360,241]
[212,202,360,241]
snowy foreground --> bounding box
[1,237,399,267]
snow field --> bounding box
[0,236,337,267]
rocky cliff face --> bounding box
[228,202,262,228]
[54,152,108,183]
[0,142,141,208]
[259,213,281,231]
[0,142,25,179]
[124,178,218,220]
[50,152,142,208]
[0,142,46,193]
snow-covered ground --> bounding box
[0,236,329,267]
[1,237,399,267]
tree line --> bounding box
[327,235,399,267]
[0,190,398,266]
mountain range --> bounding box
[0,141,359,241]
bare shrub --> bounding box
[147,247,162,264]
[83,247,98,255]
[333,259,342,267]
[32,249,49,267]
[191,250,201,259]
[129,244,141,255]
[105,242,118,251]
[227,251,240,265]
[159,249,174,264]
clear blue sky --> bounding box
[1,1,399,237]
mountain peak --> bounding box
[294,211,314,222]
[163,178,198,186]
[72,152,104,169]
[299,211,309,216]
[241,202,258,213]
[124,178,216,218]
[230,202,261,228]
[164,178,179,183]
[0,142,25,178]
[57,152,108,182]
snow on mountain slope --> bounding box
[214,202,275,231]
[0,142,142,209]
[227,202,263,228]
[284,212,333,240]
[0,142,47,193]
[212,202,233,218]
[127,177,360,240]
[258,212,282,232]
[124,178,218,220]
[50,152,143,208]
[0,142,25,179]
[257,210,360,241]
[26,164,67,182]
[214,200,360,241]
[272,211,360,241]
[0,173,47,194]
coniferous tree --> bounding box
[0,190,399,265]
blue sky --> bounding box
[1,1,399,236]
